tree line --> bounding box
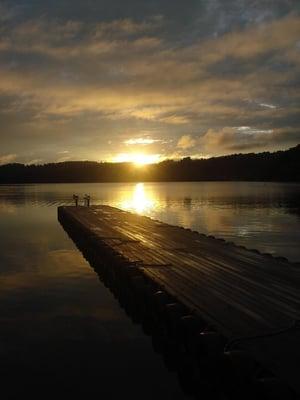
[0,145,299,183]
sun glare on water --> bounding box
[113,153,160,166]
[120,183,155,213]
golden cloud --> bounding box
[0,153,17,165]
[177,135,197,149]
[0,11,299,159]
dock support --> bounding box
[58,205,300,399]
[84,194,91,207]
[72,194,79,207]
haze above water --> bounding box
[0,182,299,398]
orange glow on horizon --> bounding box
[112,153,161,166]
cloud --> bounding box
[200,126,300,154]
[26,158,43,165]
[124,137,160,145]
[0,2,299,161]
[0,154,17,165]
[94,15,164,36]
[0,14,164,61]
[56,155,71,163]
[160,115,191,125]
[0,3,19,22]
[259,103,277,109]
[177,135,196,149]
[198,13,300,63]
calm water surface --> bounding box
[0,182,300,398]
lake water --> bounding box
[0,182,299,399]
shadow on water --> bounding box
[58,211,298,400]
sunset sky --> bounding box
[0,0,299,165]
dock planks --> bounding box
[58,205,300,393]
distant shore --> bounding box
[0,145,299,184]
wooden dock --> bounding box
[58,205,300,396]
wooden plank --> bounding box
[61,205,300,333]
[58,205,300,394]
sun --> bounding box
[131,153,157,166]
[113,153,160,166]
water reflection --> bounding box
[0,182,300,398]
[0,202,17,214]
[119,183,156,214]
[0,182,299,261]
[0,199,188,399]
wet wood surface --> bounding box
[59,205,300,393]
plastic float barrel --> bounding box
[160,332,185,373]
[156,304,191,367]
[177,352,210,396]
[139,284,161,325]
[255,377,298,400]
[122,265,141,285]
[127,275,151,317]
[275,256,288,262]
[131,276,154,313]
[110,261,127,289]
[151,326,167,354]
[196,350,267,400]
[159,305,194,347]
[143,282,159,306]
[114,266,142,312]
[129,275,146,294]
[149,291,176,339]
[262,252,273,258]
[192,331,225,359]
[220,351,259,384]
[163,303,189,335]
[152,291,174,314]
[249,248,260,254]
[177,315,207,346]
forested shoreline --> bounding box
[1,145,299,183]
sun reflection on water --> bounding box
[119,183,156,214]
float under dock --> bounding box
[58,205,300,395]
